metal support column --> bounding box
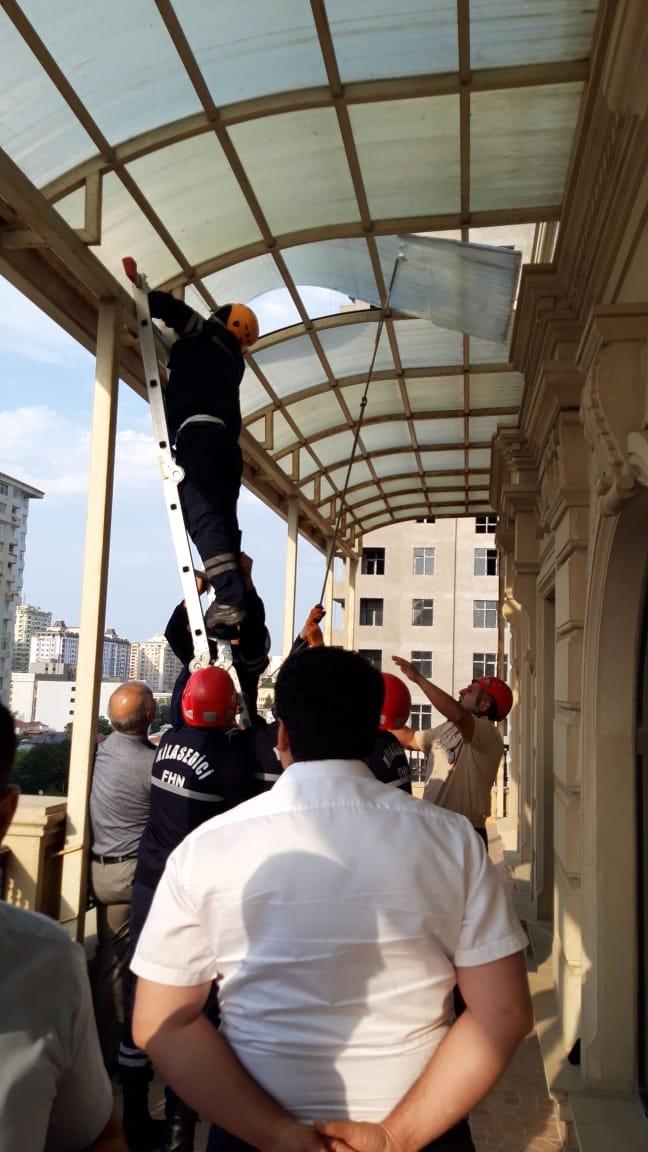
[345,556,358,650]
[59,300,120,940]
[282,498,299,660]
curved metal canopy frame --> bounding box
[0,0,601,556]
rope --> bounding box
[318,249,407,604]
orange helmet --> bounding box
[225,303,259,350]
[475,676,513,722]
[379,673,411,730]
[181,666,238,728]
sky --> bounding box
[0,276,341,660]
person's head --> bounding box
[0,703,20,843]
[212,303,259,352]
[181,666,238,728]
[459,676,513,723]
[108,681,156,735]
[379,672,411,730]
[275,647,383,763]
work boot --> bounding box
[204,601,246,631]
[162,1115,197,1152]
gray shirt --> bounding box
[89,730,155,856]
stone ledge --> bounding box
[570,1093,648,1152]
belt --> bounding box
[175,414,226,439]
[91,852,138,865]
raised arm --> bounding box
[392,656,475,741]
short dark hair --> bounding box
[0,703,17,792]
[275,647,384,761]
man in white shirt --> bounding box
[0,702,126,1152]
[132,647,532,1152]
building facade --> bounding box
[29,622,130,681]
[0,472,44,703]
[12,604,52,672]
[348,516,508,733]
[128,634,183,693]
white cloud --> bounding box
[1,404,159,496]
[0,277,87,364]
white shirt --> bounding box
[0,902,113,1152]
[133,760,527,1122]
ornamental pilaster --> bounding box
[577,305,648,515]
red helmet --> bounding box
[475,676,513,722]
[379,673,411,730]
[225,303,259,349]
[181,667,238,728]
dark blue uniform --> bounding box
[149,290,246,615]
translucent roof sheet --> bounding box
[0,1,601,546]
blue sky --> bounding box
[0,276,335,658]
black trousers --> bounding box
[206,1119,475,1152]
[175,423,245,611]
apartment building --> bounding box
[12,604,52,672]
[129,634,183,693]
[0,472,44,702]
[351,515,508,734]
[29,622,130,681]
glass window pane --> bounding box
[412,598,434,627]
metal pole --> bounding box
[59,300,120,940]
[281,498,299,660]
[345,556,358,650]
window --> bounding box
[475,514,497,533]
[0,503,5,513]
[415,516,436,524]
[361,547,385,575]
[412,598,434,626]
[473,652,497,678]
[0,483,7,495]
[474,548,498,576]
[359,598,383,626]
[358,649,382,670]
[411,650,432,678]
[413,547,435,576]
[410,704,432,731]
[473,600,498,628]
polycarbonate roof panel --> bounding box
[471,83,584,211]
[349,97,461,218]
[326,0,458,80]
[361,424,412,453]
[416,418,465,447]
[0,8,95,186]
[20,0,201,143]
[254,336,326,396]
[406,377,465,412]
[205,256,284,315]
[0,1,601,547]
[392,321,463,368]
[470,0,598,69]
[469,372,524,408]
[420,451,466,471]
[128,136,263,264]
[318,323,394,379]
[230,108,359,235]
[179,0,327,105]
[470,336,512,364]
[344,381,404,421]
